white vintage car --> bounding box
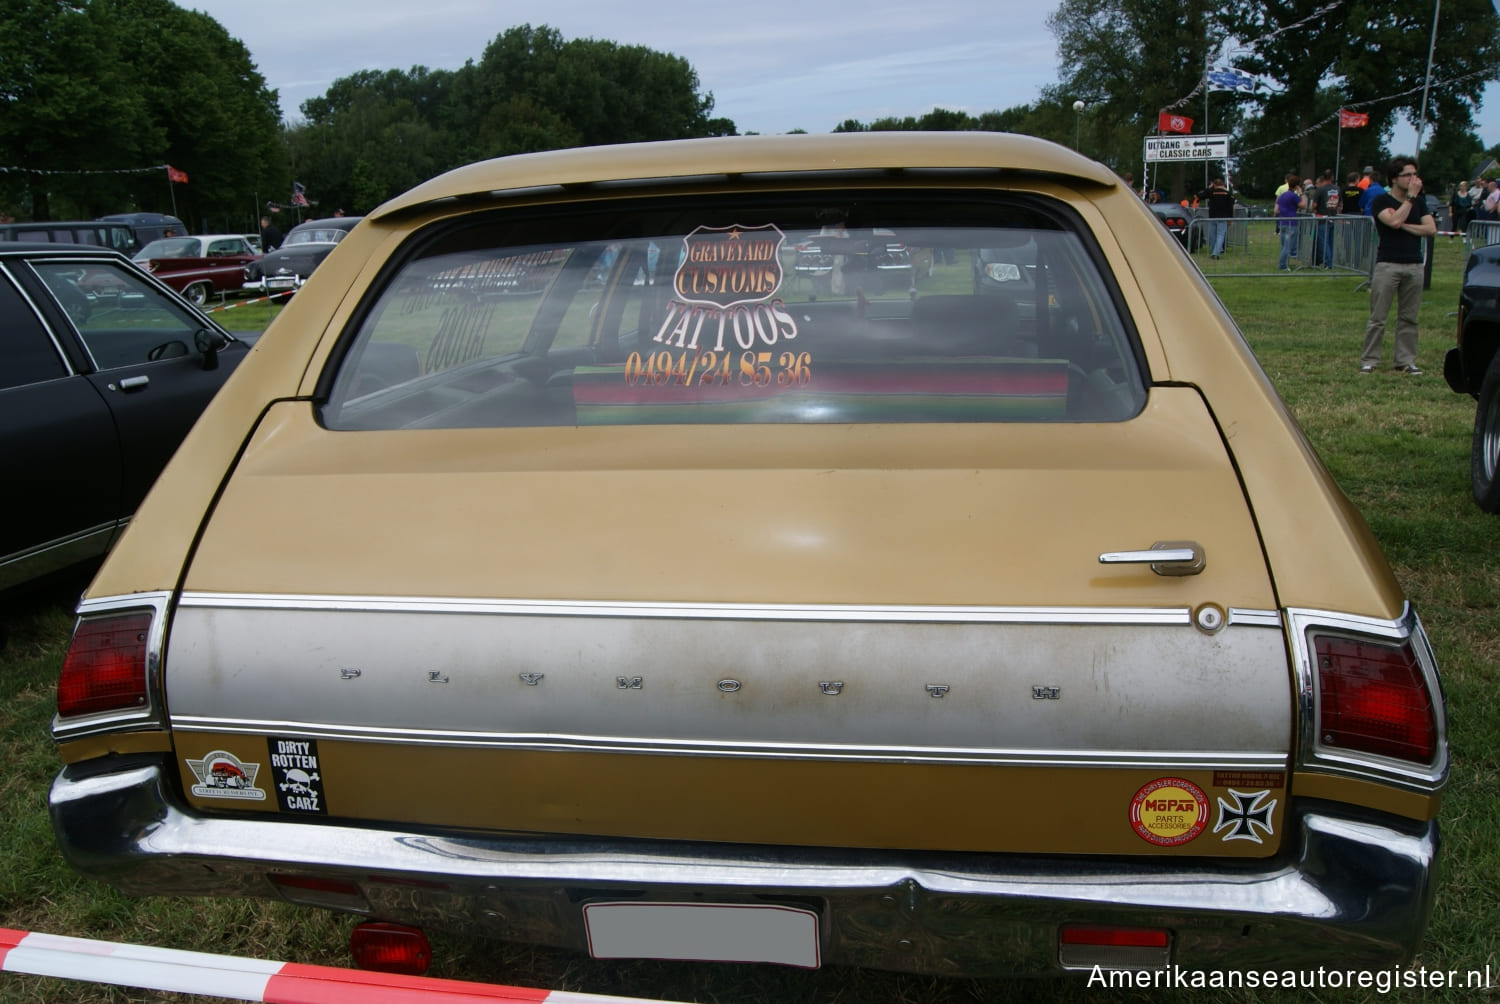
[50,133,1445,978]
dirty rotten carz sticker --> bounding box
[266,736,327,815]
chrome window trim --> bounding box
[0,261,77,376]
[169,715,1288,769]
[178,592,1283,627]
[51,591,173,742]
[1286,604,1448,792]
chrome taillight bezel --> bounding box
[51,591,172,742]
[1287,604,1448,792]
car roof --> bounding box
[0,241,128,257]
[369,132,1122,222]
[96,212,185,225]
[286,217,362,233]
[142,233,251,244]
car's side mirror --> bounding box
[194,328,229,371]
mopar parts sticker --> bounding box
[266,736,327,815]
[1129,777,1208,846]
[186,751,267,801]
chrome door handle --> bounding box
[1098,540,1205,576]
[112,375,150,392]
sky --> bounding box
[196,0,1500,172]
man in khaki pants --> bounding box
[1361,156,1435,374]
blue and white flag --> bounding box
[1206,68,1258,92]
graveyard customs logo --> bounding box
[675,224,785,309]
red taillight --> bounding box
[1315,635,1437,763]
[349,922,431,976]
[56,612,151,718]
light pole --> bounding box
[1073,100,1085,150]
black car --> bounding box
[1445,242,1500,511]
[0,243,254,592]
[242,216,361,294]
[1148,201,1203,251]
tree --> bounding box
[0,0,150,219]
[283,24,733,212]
[1222,0,1500,187]
[1046,0,1223,198]
[0,0,282,227]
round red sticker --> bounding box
[1129,777,1209,846]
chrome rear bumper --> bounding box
[50,758,1438,976]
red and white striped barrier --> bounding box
[0,928,683,1003]
[206,290,297,313]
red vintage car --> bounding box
[132,234,260,306]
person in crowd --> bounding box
[259,215,283,252]
[1360,156,1435,376]
[1358,169,1387,215]
[1341,172,1364,215]
[1450,182,1472,235]
[1311,170,1340,267]
[1198,176,1235,259]
[1483,180,1500,222]
[1276,173,1305,271]
[1469,179,1486,219]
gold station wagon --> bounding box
[50,133,1446,977]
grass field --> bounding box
[2,239,1498,1002]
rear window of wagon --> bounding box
[320,192,1147,429]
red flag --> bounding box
[1339,109,1369,128]
[166,164,189,184]
[1158,112,1194,134]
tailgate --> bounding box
[166,388,1291,857]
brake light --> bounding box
[1315,635,1437,763]
[56,612,151,718]
[349,922,431,975]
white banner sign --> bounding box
[1144,135,1231,162]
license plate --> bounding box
[582,901,820,968]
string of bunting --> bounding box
[1231,66,1495,159]
[0,163,176,176]
[1159,3,1342,114]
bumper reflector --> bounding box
[1058,924,1171,970]
[267,874,370,914]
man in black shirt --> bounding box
[1198,176,1235,258]
[1360,156,1436,375]
[259,215,283,252]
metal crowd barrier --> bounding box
[1187,215,1375,282]
[1466,219,1500,252]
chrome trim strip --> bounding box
[177,591,1221,626]
[52,592,173,742]
[1286,604,1448,792]
[168,715,1288,769]
[0,522,118,591]
[1227,607,1283,628]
